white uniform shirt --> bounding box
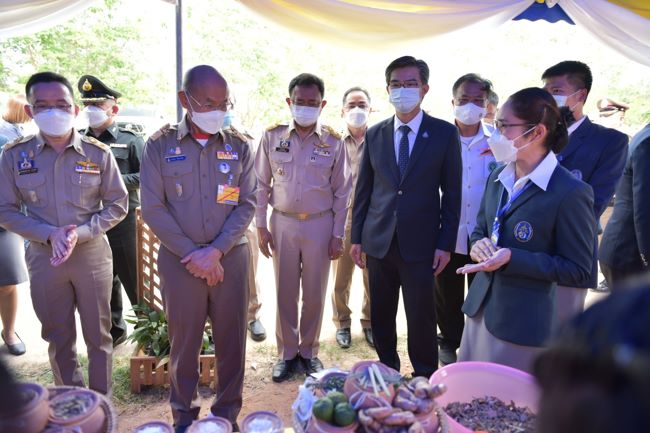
[455,123,497,255]
[497,151,558,199]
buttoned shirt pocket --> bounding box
[162,161,194,202]
[68,171,101,208]
[270,151,292,182]
[306,154,333,187]
[110,148,130,175]
[15,172,48,208]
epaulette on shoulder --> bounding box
[117,125,138,135]
[226,126,252,142]
[81,135,109,150]
[2,135,34,151]
[266,122,287,132]
[149,123,173,141]
[323,125,342,140]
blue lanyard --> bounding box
[491,181,532,246]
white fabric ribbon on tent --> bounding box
[0,0,98,39]
[238,0,650,66]
[558,0,650,66]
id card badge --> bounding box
[217,184,240,205]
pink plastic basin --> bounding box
[429,361,540,433]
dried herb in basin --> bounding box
[444,396,536,433]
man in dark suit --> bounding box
[350,56,462,377]
[599,124,650,286]
[541,61,628,322]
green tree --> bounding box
[0,0,155,107]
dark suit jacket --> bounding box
[463,163,595,347]
[558,117,628,218]
[599,124,650,272]
[558,117,628,287]
[351,112,462,262]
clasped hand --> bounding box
[457,237,511,274]
[181,246,224,286]
[49,225,78,267]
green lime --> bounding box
[312,397,334,423]
[326,391,347,406]
[333,402,356,427]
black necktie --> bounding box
[398,124,410,179]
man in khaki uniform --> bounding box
[140,65,256,433]
[0,72,128,394]
[331,87,373,349]
[256,73,351,382]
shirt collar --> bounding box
[458,121,493,149]
[568,115,587,135]
[176,115,225,144]
[35,129,86,157]
[497,151,558,192]
[394,109,424,135]
[289,118,323,138]
[342,126,366,145]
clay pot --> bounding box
[133,421,174,433]
[305,415,358,433]
[188,416,233,433]
[315,371,348,397]
[0,382,49,433]
[241,411,283,433]
[343,361,398,408]
[48,389,105,433]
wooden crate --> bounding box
[136,208,164,313]
[130,351,216,393]
[131,209,217,393]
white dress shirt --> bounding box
[497,151,559,200]
[456,122,497,255]
[393,109,424,163]
[567,115,587,136]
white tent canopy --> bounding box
[1,0,649,66]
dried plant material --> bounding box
[443,396,536,433]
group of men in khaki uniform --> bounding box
[0,66,375,433]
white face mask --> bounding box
[32,108,75,137]
[345,107,369,128]
[487,126,536,164]
[454,103,486,125]
[552,90,581,108]
[291,105,320,127]
[83,105,110,128]
[185,91,226,134]
[389,88,421,114]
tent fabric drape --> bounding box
[238,0,650,66]
[0,0,98,39]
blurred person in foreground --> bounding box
[534,277,650,433]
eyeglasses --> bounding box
[344,103,369,110]
[290,100,322,108]
[495,121,536,133]
[454,98,486,106]
[388,80,421,89]
[31,104,73,113]
[187,92,234,112]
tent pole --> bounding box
[176,0,183,122]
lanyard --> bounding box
[490,181,532,246]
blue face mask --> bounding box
[223,111,234,129]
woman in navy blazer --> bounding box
[456,88,596,373]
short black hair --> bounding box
[452,73,493,98]
[487,89,499,106]
[385,56,429,86]
[541,60,593,93]
[288,73,325,98]
[25,72,74,101]
[342,87,371,105]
